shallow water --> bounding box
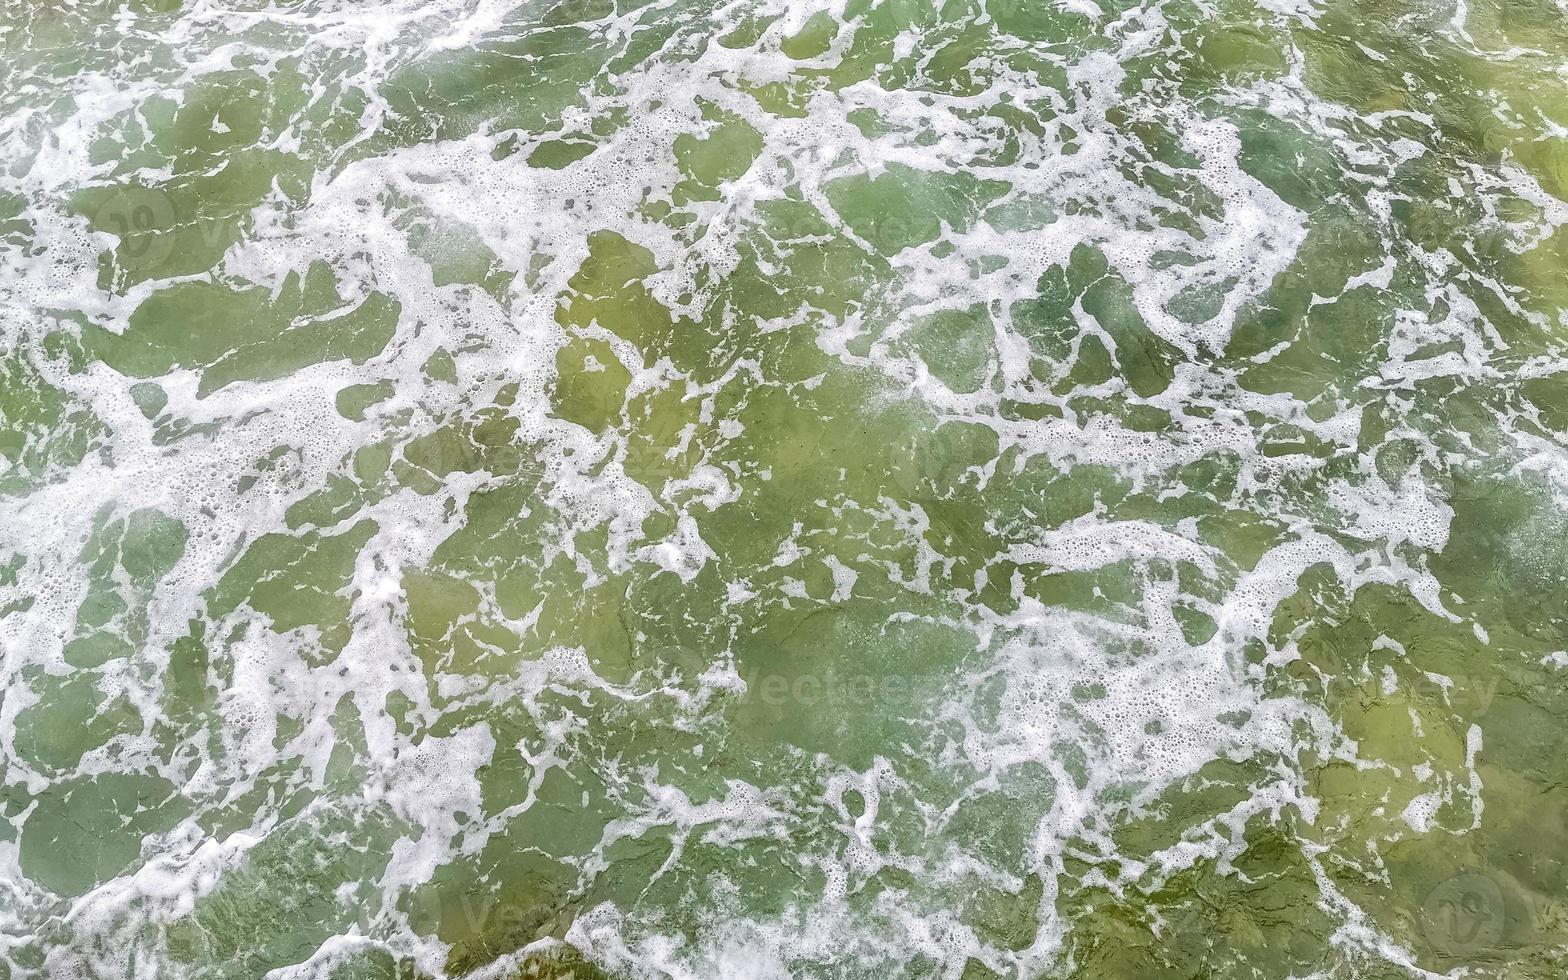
[2,0,1568,977]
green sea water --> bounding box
[3,0,1568,977]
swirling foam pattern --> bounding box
[2,0,1568,977]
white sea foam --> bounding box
[1,0,1563,976]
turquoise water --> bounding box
[2,0,1568,977]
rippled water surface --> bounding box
[3,0,1568,977]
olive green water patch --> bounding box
[327,948,427,980]
[554,230,677,354]
[895,305,996,394]
[12,668,141,772]
[551,335,630,433]
[19,773,187,896]
[1432,474,1568,644]
[208,519,377,643]
[673,103,763,203]
[960,872,1045,952]
[284,473,365,531]
[529,562,636,682]
[162,623,213,721]
[824,164,1009,256]
[1081,268,1180,397]
[400,407,524,481]
[164,804,401,979]
[49,507,189,673]
[1234,291,1386,400]
[0,356,106,496]
[335,380,394,421]
[729,197,894,321]
[779,11,838,60]
[945,762,1057,871]
[982,191,1058,233]
[988,0,1098,43]
[527,137,596,170]
[84,264,400,395]
[1011,244,1108,364]
[420,349,457,387]
[402,209,513,293]
[730,602,973,767]
[402,567,525,676]
[1059,812,1345,978]
[414,838,581,975]
[75,63,317,290]
[370,29,615,154]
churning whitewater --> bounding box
[2,0,1568,978]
